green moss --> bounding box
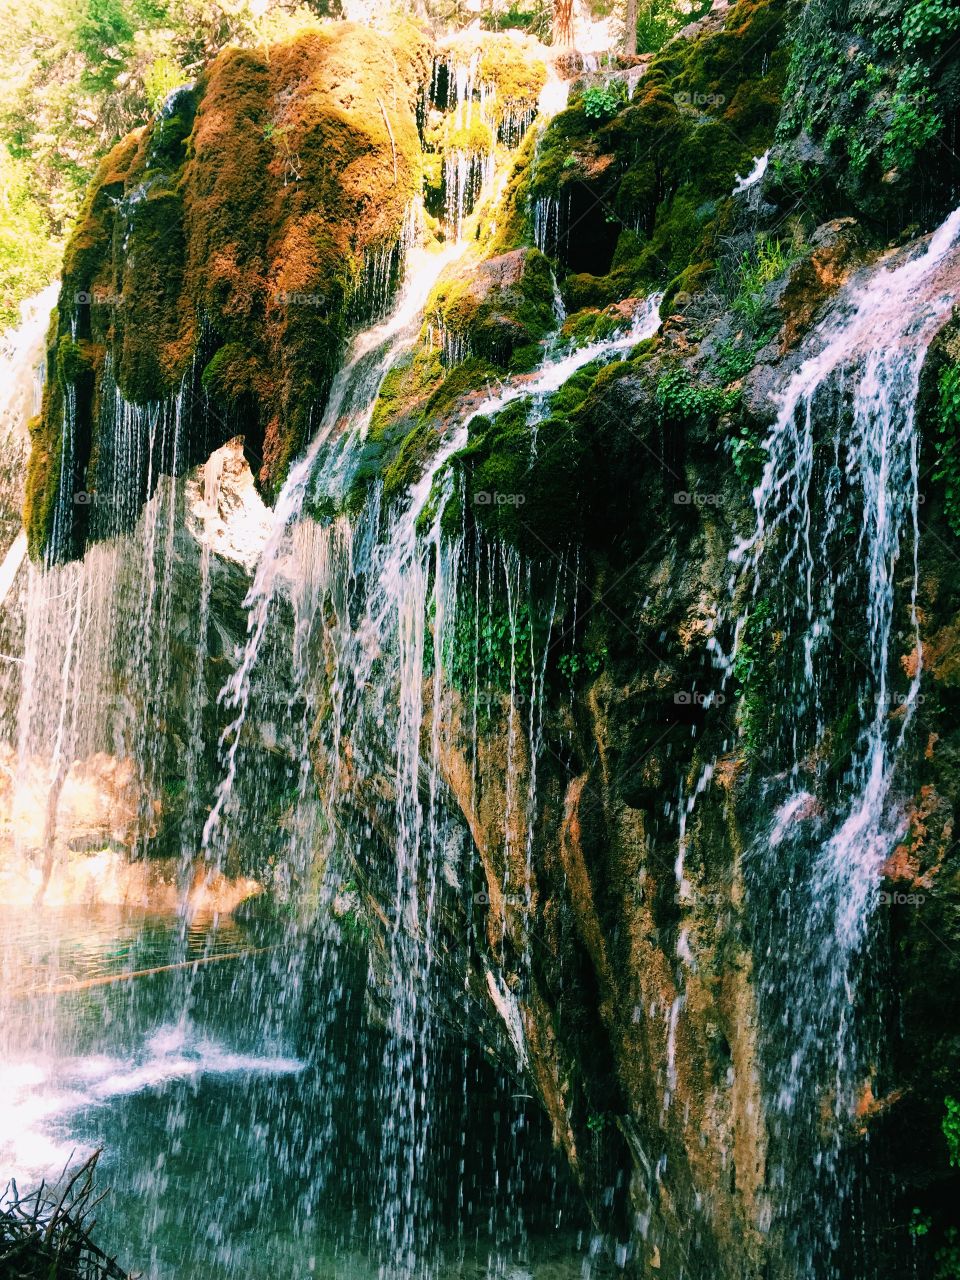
[530,0,787,300]
[56,336,96,384]
[443,350,655,554]
[24,411,61,563]
[774,0,959,225]
[433,246,558,368]
[201,343,261,399]
[489,129,539,253]
[478,42,545,114]
[934,361,960,539]
[383,420,439,499]
[424,356,498,418]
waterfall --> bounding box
[0,286,56,742]
[188,279,663,1276]
[727,206,960,1276]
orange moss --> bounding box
[29,18,434,556]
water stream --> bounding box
[726,205,960,1277]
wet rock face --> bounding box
[770,0,960,228]
[416,518,770,1277]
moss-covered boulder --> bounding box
[528,0,788,305]
[432,246,558,368]
[27,17,432,562]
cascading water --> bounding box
[198,274,663,1277]
[9,11,957,1272]
[723,206,960,1277]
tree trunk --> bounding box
[624,0,637,55]
[554,0,574,47]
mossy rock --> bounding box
[433,246,557,367]
[529,0,787,301]
[29,17,434,562]
[443,347,669,556]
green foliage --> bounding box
[445,588,544,696]
[0,0,338,278]
[557,641,606,684]
[944,1095,960,1166]
[655,364,765,485]
[727,419,766,485]
[937,1229,960,1280]
[0,146,61,327]
[581,82,626,122]
[731,237,792,326]
[902,0,960,49]
[910,1207,932,1238]
[733,598,775,756]
[655,367,738,426]
[76,0,136,87]
[882,71,942,173]
[710,337,757,385]
[934,363,960,539]
[143,54,184,111]
[634,0,712,54]
[777,0,954,218]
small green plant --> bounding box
[656,368,738,426]
[711,338,758,385]
[937,1229,960,1280]
[581,82,626,122]
[883,81,942,172]
[733,599,775,757]
[727,421,766,485]
[586,1112,606,1133]
[557,644,606,684]
[910,1207,932,1238]
[902,0,960,49]
[143,54,183,112]
[731,238,793,326]
[934,363,960,538]
[634,0,712,54]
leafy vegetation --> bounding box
[581,82,626,122]
[0,0,340,326]
[0,147,61,327]
[945,1094,960,1167]
[934,363,960,539]
[776,0,960,223]
[634,0,713,55]
[730,237,793,326]
[732,599,775,757]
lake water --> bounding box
[0,906,615,1279]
